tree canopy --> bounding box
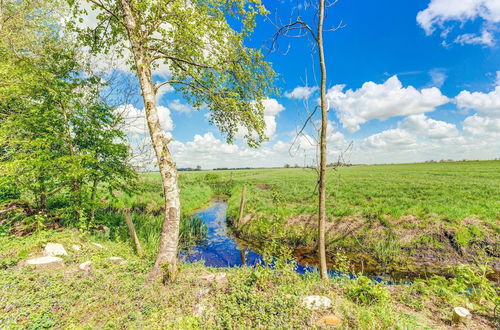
[69,0,276,146]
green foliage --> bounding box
[400,263,496,315]
[0,229,496,329]
[455,225,484,247]
[347,275,390,305]
[179,216,208,247]
[171,162,499,266]
[69,0,277,147]
[450,263,496,302]
[0,183,20,203]
[0,0,136,230]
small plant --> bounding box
[331,249,351,275]
[450,263,496,302]
[0,183,21,203]
[347,275,390,305]
[179,215,208,248]
[161,262,178,284]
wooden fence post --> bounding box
[237,184,247,227]
[124,212,143,257]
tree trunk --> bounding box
[120,0,181,279]
[317,0,328,280]
[59,99,81,223]
[124,212,143,257]
[39,178,47,212]
[88,178,99,228]
[237,184,247,228]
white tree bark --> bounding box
[120,0,180,278]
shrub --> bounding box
[347,275,390,305]
[0,183,20,203]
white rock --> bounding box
[91,242,104,249]
[301,295,332,310]
[108,257,125,264]
[44,243,68,256]
[194,288,211,298]
[26,256,63,269]
[79,261,92,271]
[193,303,205,317]
[71,244,81,251]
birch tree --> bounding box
[69,0,275,278]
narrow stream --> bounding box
[182,201,262,267]
[182,200,499,284]
[182,200,354,276]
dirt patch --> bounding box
[256,184,270,190]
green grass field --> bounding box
[153,160,499,271]
[2,161,499,329]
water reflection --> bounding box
[182,200,391,283]
[182,201,263,267]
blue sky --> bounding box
[86,0,500,169]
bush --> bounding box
[347,275,390,305]
[0,183,20,203]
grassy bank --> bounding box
[0,230,497,329]
[164,161,500,273]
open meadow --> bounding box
[1,160,499,328]
[140,160,499,277]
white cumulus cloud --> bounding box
[285,86,318,99]
[115,104,173,137]
[327,75,450,133]
[454,29,495,46]
[463,114,500,136]
[235,99,285,140]
[262,98,285,139]
[455,86,500,116]
[168,99,194,113]
[400,114,459,139]
[417,0,500,46]
[362,129,417,150]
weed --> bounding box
[347,275,390,305]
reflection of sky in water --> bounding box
[182,201,391,283]
[183,202,263,267]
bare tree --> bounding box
[268,0,345,280]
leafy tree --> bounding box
[0,0,135,229]
[69,0,276,278]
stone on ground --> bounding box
[91,242,104,249]
[452,307,470,324]
[194,288,211,298]
[26,256,63,269]
[199,272,227,284]
[79,261,92,271]
[317,314,342,326]
[301,295,332,310]
[44,243,68,256]
[108,257,125,264]
[71,244,81,251]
